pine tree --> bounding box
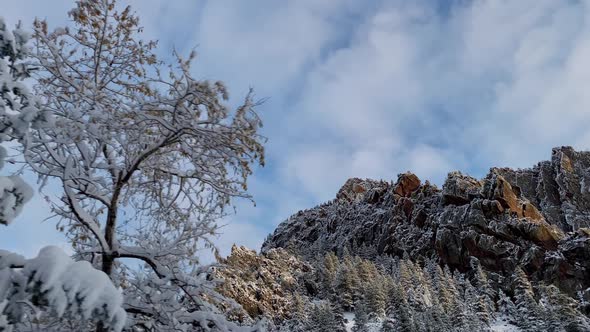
[443,267,469,330]
[462,278,492,325]
[356,258,379,284]
[323,252,340,290]
[424,302,450,332]
[513,267,543,331]
[376,255,397,275]
[452,269,466,298]
[410,308,424,332]
[380,316,396,332]
[497,290,518,324]
[388,282,416,332]
[335,260,360,310]
[539,284,590,332]
[412,263,433,310]
[432,264,454,313]
[471,259,496,320]
[463,280,486,330]
[306,304,325,332]
[293,291,307,321]
[365,276,388,318]
[353,301,370,332]
[306,303,345,332]
[421,265,450,330]
[399,260,415,300]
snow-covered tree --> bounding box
[463,280,485,330]
[352,301,369,332]
[539,284,590,332]
[292,291,307,321]
[0,17,48,225]
[497,290,518,324]
[421,263,449,330]
[25,0,265,330]
[433,266,471,331]
[364,276,387,318]
[0,16,125,332]
[379,317,396,332]
[470,259,495,321]
[306,303,345,332]
[319,252,339,296]
[398,260,414,296]
[387,282,414,332]
[0,247,126,332]
[334,256,359,310]
[431,265,453,315]
[512,267,543,331]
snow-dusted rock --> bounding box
[215,245,312,323]
[263,147,590,297]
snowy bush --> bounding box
[0,247,126,331]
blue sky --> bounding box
[2,0,590,262]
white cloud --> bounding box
[0,0,72,27]
[277,0,590,204]
[3,0,590,259]
[189,0,369,96]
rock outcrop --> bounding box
[262,147,590,297]
[214,245,312,323]
[336,178,388,203]
[394,172,421,197]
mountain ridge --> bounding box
[261,146,590,301]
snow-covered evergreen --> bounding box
[268,252,588,332]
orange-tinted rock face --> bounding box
[352,183,366,194]
[559,151,574,173]
[493,175,522,216]
[490,174,546,222]
[394,172,421,197]
[522,202,544,221]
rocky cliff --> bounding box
[214,245,312,323]
[261,146,590,301]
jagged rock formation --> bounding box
[214,245,313,323]
[262,147,590,300]
[336,178,389,204]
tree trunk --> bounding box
[96,321,108,332]
[97,185,120,332]
[103,182,121,277]
[102,254,114,277]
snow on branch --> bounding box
[0,17,50,225]
[17,0,268,329]
[0,246,126,331]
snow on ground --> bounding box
[343,312,383,332]
[366,321,383,331]
[344,312,521,331]
[344,312,354,332]
[490,316,522,331]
